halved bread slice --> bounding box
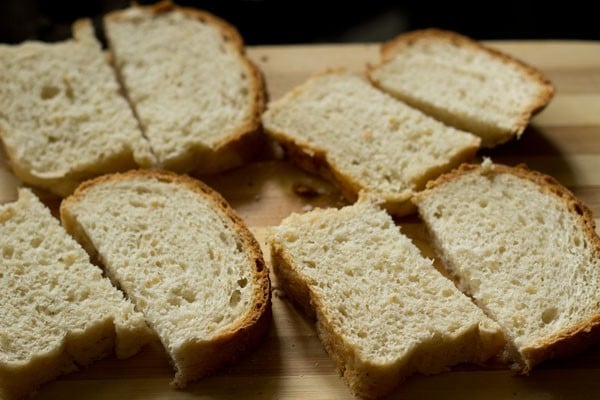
[414,160,600,371]
[367,29,554,147]
[60,169,271,387]
[270,199,504,399]
[0,20,155,197]
[0,189,152,400]
[262,71,481,216]
[104,1,266,174]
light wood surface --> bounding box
[2,40,600,399]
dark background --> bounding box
[0,0,598,45]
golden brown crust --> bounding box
[414,161,600,371]
[104,1,267,174]
[368,28,555,144]
[60,169,272,387]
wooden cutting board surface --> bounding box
[2,41,600,399]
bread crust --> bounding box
[367,28,555,147]
[104,1,267,175]
[60,169,272,387]
[414,162,600,371]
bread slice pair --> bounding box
[270,199,504,399]
[262,71,481,216]
[60,170,271,387]
[368,29,555,147]
[0,1,265,196]
[0,189,152,400]
[414,161,600,371]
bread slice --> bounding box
[367,29,555,147]
[103,1,266,174]
[270,199,504,399]
[262,71,481,216]
[60,169,271,387]
[0,188,152,400]
[0,20,155,197]
[413,160,600,371]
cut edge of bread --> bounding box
[103,0,268,176]
[367,28,555,147]
[60,169,272,387]
[413,161,600,372]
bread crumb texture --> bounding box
[0,189,149,400]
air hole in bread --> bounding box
[541,307,558,324]
[229,289,241,307]
[237,278,247,288]
[40,85,60,100]
[30,237,42,248]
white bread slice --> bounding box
[270,199,504,399]
[60,169,271,388]
[103,1,266,174]
[414,160,600,371]
[0,189,152,400]
[262,71,481,216]
[0,20,155,197]
[367,29,555,147]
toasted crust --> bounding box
[414,162,600,371]
[368,28,555,146]
[104,1,267,175]
[60,169,272,387]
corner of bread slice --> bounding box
[60,169,272,387]
[0,188,152,400]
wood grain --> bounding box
[1,41,599,399]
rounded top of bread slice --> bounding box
[60,169,271,386]
[368,29,555,147]
[414,161,600,370]
[104,1,266,172]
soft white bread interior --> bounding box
[104,1,266,174]
[60,169,271,388]
[368,29,554,147]
[0,189,152,400]
[270,199,504,399]
[414,160,600,371]
[0,20,155,196]
[262,71,481,216]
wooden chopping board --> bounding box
[1,41,600,399]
